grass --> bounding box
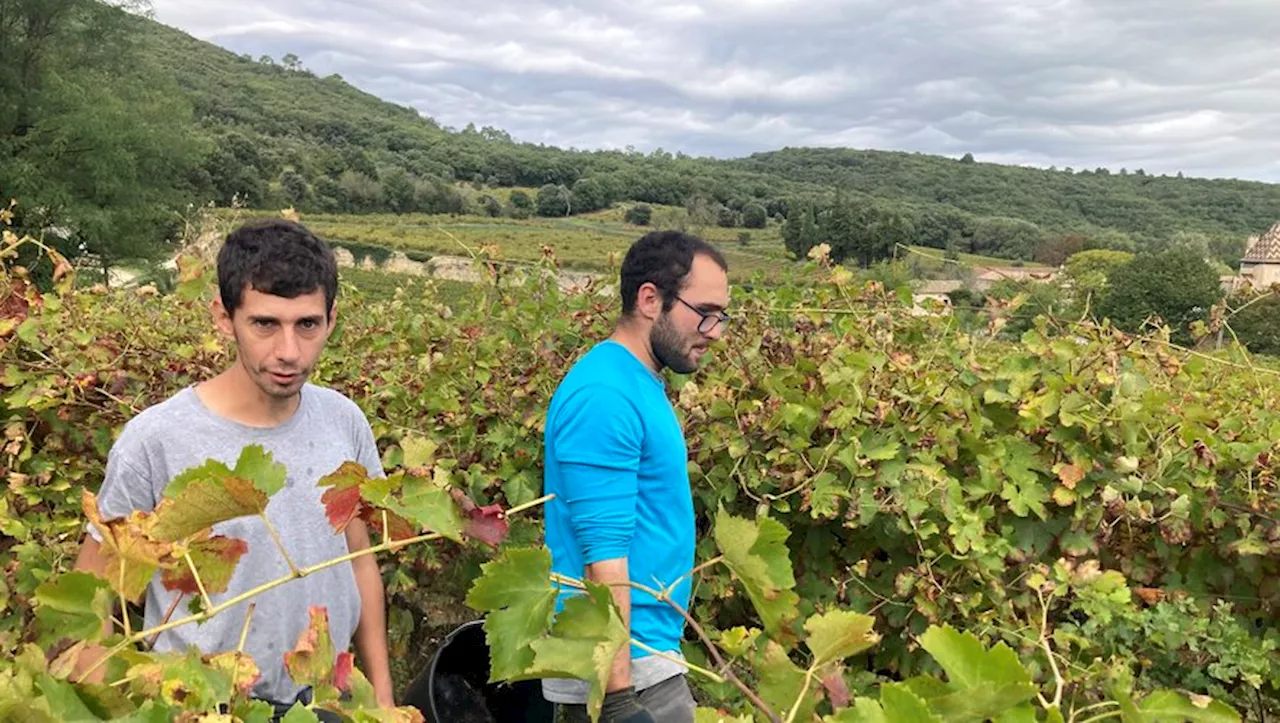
[269,207,797,281]
[339,266,477,306]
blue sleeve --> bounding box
[551,385,642,565]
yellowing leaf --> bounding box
[206,651,261,695]
[285,606,337,688]
[82,490,175,602]
[1054,463,1085,490]
[804,609,880,667]
[1051,486,1077,507]
[152,475,267,542]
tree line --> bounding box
[0,0,1272,280]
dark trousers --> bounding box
[555,675,695,723]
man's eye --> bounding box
[300,320,319,330]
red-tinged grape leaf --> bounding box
[822,667,852,710]
[318,461,373,493]
[285,606,336,688]
[449,489,510,548]
[161,533,248,595]
[151,475,268,542]
[82,490,175,602]
[206,650,261,695]
[464,503,509,548]
[333,651,354,692]
[359,506,417,542]
[321,485,364,533]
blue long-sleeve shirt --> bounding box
[543,340,695,657]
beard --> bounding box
[650,313,701,374]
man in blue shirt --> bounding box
[542,230,730,723]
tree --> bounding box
[0,0,208,279]
[623,204,651,226]
[1033,234,1086,266]
[570,177,608,213]
[716,205,739,228]
[279,170,310,208]
[536,183,571,217]
[741,202,767,229]
[1228,292,1280,356]
[1098,247,1224,343]
[1063,249,1134,303]
[508,189,532,210]
[381,167,415,214]
[960,152,976,164]
[281,53,303,72]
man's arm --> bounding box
[69,535,113,683]
[345,518,394,707]
[586,557,633,692]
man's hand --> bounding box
[600,687,655,723]
[585,557,633,693]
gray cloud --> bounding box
[150,0,1280,181]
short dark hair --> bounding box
[619,230,728,315]
[217,219,338,318]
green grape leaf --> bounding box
[804,609,879,666]
[281,703,321,723]
[231,699,277,723]
[34,571,113,643]
[160,533,248,595]
[915,625,1038,720]
[513,581,629,721]
[881,683,943,722]
[401,435,439,469]
[233,444,288,497]
[756,640,813,722]
[714,507,800,643]
[465,547,557,681]
[386,484,464,543]
[1138,691,1239,723]
[36,674,99,721]
[696,709,753,722]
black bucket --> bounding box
[402,619,556,723]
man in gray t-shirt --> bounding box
[71,218,395,709]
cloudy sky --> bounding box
[149,0,1280,182]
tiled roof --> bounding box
[1243,222,1280,263]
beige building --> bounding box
[1238,222,1280,290]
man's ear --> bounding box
[211,297,234,338]
[635,282,662,322]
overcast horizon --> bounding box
[149,0,1280,183]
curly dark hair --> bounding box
[619,230,727,315]
[216,219,338,318]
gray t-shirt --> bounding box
[87,383,383,703]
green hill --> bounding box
[4,2,1277,272]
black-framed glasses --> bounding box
[675,296,731,334]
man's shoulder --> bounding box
[303,383,364,418]
[114,387,198,445]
